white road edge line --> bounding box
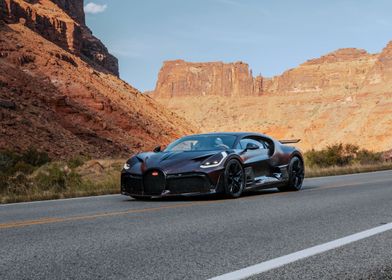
[208,222,392,280]
[0,194,121,207]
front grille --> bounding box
[143,169,166,195]
[121,174,143,194]
[166,175,210,194]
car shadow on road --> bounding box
[122,188,282,203]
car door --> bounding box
[237,137,272,183]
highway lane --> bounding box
[0,170,392,279]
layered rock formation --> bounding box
[51,0,85,24]
[0,0,118,75]
[0,2,195,158]
[265,48,378,95]
[363,42,392,92]
[153,46,392,152]
[154,60,263,97]
[153,48,380,97]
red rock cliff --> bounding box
[363,41,392,92]
[0,1,195,158]
[0,0,118,76]
[152,48,383,97]
[153,46,392,152]
[264,48,377,95]
[153,60,263,97]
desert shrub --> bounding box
[6,172,32,195]
[356,150,383,165]
[66,171,83,188]
[34,163,68,191]
[67,155,89,169]
[0,148,50,194]
[0,148,49,176]
[6,161,35,176]
[21,148,50,167]
[0,174,9,193]
[33,162,85,193]
[305,144,384,168]
[0,150,21,175]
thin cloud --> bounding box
[84,3,107,14]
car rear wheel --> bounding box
[278,156,304,192]
[223,159,245,198]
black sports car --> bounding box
[121,132,304,199]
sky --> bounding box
[84,0,392,92]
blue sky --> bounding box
[85,0,392,92]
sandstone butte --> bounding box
[0,0,195,159]
[153,47,392,152]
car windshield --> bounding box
[164,135,237,152]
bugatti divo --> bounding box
[121,132,304,199]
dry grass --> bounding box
[305,162,392,178]
[1,185,120,204]
[0,159,124,204]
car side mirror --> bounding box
[153,146,161,153]
[245,143,259,151]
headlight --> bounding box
[123,155,141,170]
[200,152,228,168]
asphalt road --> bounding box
[1,170,392,280]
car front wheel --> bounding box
[223,159,245,198]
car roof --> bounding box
[186,132,272,139]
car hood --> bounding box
[132,150,222,174]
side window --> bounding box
[253,137,273,156]
[236,138,264,150]
[235,140,243,150]
[254,138,268,149]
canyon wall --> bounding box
[265,48,377,95]
[153,48,383,97]
[0,0,195,158]
[0,0,118,76]
[153,46,392,152]
[153,60,263,97]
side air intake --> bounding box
[279,139,301,144]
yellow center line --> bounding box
[0,201,214,230]
[1,178,391,230]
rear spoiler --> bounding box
[279,139,301,144]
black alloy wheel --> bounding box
[278,156,304,192]
[224,159,245,198]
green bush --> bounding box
[34,164,68,191]
[305,144,384,168]
[67,155,89,169]
[356,149,383,165]
[0,148,50,176]
[21,147,50,167]
[0,150,21,176]
[6,172,31,195]
[33,162,86,193]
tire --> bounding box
[223,159,245,198]
[278,156,304,192]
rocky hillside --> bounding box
[0,1,195,159]
[264,48,377,95]
[1,0,118,75]
[153,47,392,152]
